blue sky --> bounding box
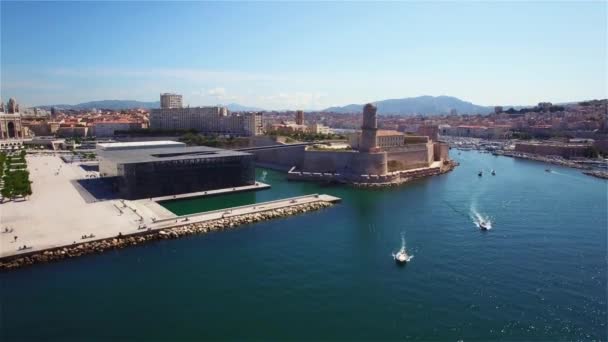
[1,1,606,109]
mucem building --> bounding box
[98,144,255,200]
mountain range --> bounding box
[38,95,499,115]
[38,100,160,111]
[322,96,492,115]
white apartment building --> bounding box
[308,123,331,134]
[93,121,144,137]
[149,107,263,136]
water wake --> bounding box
[259,170,268,182]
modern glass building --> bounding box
[98,146,255,200]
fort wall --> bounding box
[249,145,306,170]
[301,150,387,175]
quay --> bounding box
[150,182,270,202]
[0,194,340,270]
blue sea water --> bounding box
[1,151,606,340]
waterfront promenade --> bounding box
[0,155,339,261]
[0,155,141,258]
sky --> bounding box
[1,1,606,109]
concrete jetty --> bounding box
[151,182,270,202]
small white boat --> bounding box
[393,248,412,264]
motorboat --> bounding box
[479,221,489,230]
[491,170,496,176]
[545,168,551,173]
[478,170,483,177]
[394,249,411,264]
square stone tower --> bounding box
[359,103,379,152]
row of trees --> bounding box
[1,151,32,201]
[0,152,6,178]
[266,130,346,142]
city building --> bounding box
[514,141,591,159]
[295,110,304,125]
[98,143,255,199]
[93,121,144,137]
[160,93,183,109]
[56,125,89,137]
[0,98,27,139]
[150,97,263,136]
[308,123,330,134]
[349,129,411,149]
[416,125,439,141]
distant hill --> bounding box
[224,103,264,112]
[323,95,492,115]
[38,100,265,112]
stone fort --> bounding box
[252,103,451,184]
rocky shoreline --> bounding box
[0,201,334,271]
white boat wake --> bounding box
[392,233,414,263]
[259,170,268,182]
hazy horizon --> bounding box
[1,1,606,109]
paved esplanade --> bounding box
[0,155,338,259]
[0,155,142,258]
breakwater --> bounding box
[0,201,334,271]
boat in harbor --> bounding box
[491,170,496,176]
[393,234,413,264]
[393,248,412,264]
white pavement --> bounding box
[0,155,141,258]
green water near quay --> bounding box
[1,150,606,341]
